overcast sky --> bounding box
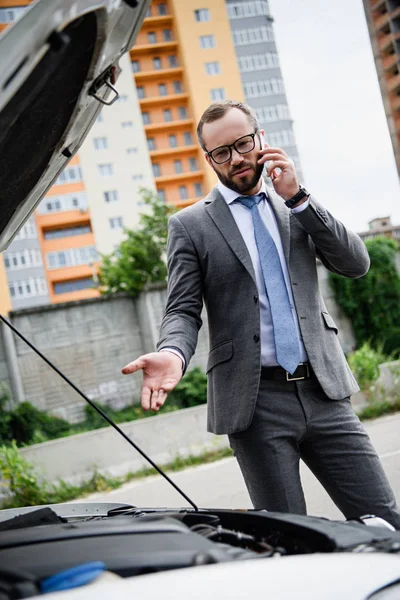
[268,0,400,232]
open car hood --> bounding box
[0,0,150,252]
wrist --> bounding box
[284,185,309,209]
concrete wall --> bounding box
[20,404,228,485]
[0,261,359,422]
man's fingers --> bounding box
[121,357,146,374]
[141,386,152,411]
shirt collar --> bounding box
[217,178,268,205]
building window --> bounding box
[205,61,220,75]
[153,57,162,70]
[200,35,215,48]
[98,164,113,176]
[159,83,168,96]
[93,136,108,150]
[169,134,178,148]
[121,121,133,128]
[54,277,94,295]
[47,246,98,269]
[145,6,151,17]
[158,3,167,15]
[178,106,188,119]
[164,108,172,122]
[179,185,188,200]
[137,86,145,99]
[210,87,225,101]
[244,78,285,98]
[168,55,178,67]
[194,8,210,21]
[173,80,182,93]
[147,137,156,151]
[233,26,273,46]
[9,278,48,299]
[131,60,140,72]
[127,147,138,154]
[148,31,157,43]
[15,217,37,240]
[104,190,119,203]
[267,129,295,147]
[158,189,166,202]
[238,52,279,72]
[163,29,172,41]
[142,112,151,125]
[194,182,203,197]
[184,131,193,145]
[4,249,42,270]
[228,1,270,19]
[132,174,144,181]
[117,94,129,102]
[174,159,183,174]
[55,165,82,185]
[109,217,124,229]
[189,157,198,171]
[153,163,161,177]
[254,104,291,123]
[43,225,91,240]
[0,7,26,23]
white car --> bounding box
[0,2,399,599]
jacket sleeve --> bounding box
[292,196,370,278]
[157,214,204,369]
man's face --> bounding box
[202,108,264,195]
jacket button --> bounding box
[253,334,260,343]
[253,295,258,303]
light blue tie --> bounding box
[237,193,301,374]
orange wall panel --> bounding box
[46,182,85,196]
[41,233,95,253]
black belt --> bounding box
[260,362,313,382]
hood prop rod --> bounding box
[0,314,198,512]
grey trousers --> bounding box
[228,376,400,530]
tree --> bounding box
[99,188,176,298]
[330,236,400,352]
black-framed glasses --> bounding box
[206,132,258,164]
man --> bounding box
[122,100,400,529]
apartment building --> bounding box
[129,0,245,206]
[0,3,155,309]
[1,0,305,310]
[363,0,400,179]
[226,0,304,181]
[358,215,400,241]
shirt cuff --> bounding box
[291,196,310,213]
[159,347,186,370]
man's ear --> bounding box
[204,152,212,168]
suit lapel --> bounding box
[205,188,257,285]
[265,179,291,266]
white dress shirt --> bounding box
[161,180,310,369]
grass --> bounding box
[0,446,234,509]
[357,396,400,421]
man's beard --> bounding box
[214,160,264,195]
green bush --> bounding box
[168,367,207,408]
[382,327,400,358]
[348,342,388,390]
[330,237,400,349]
[8,402,70,446]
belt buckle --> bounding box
[286,363,309,382]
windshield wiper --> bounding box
[0,314,198,511]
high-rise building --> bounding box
[1,0,304,309]
[363,0,400,178]
[0,3,155,310]
[226,0,304,181]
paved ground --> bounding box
[80,413,400,521]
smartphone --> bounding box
[260,132,278,180]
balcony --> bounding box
[139,93,189,107]
[383,53,399,71]
[144,118,193,132]
[149,144,198,158]
[154,170,203,184]
[372,0,387,12]
[374,10,390,32]
[133,67,183,81]
[379,31,395,53]
[130,40,178,55]
[388,72,400,92]
[142,14,173,26]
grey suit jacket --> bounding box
[158,180,370,435]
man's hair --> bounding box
[197,100,259,151]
